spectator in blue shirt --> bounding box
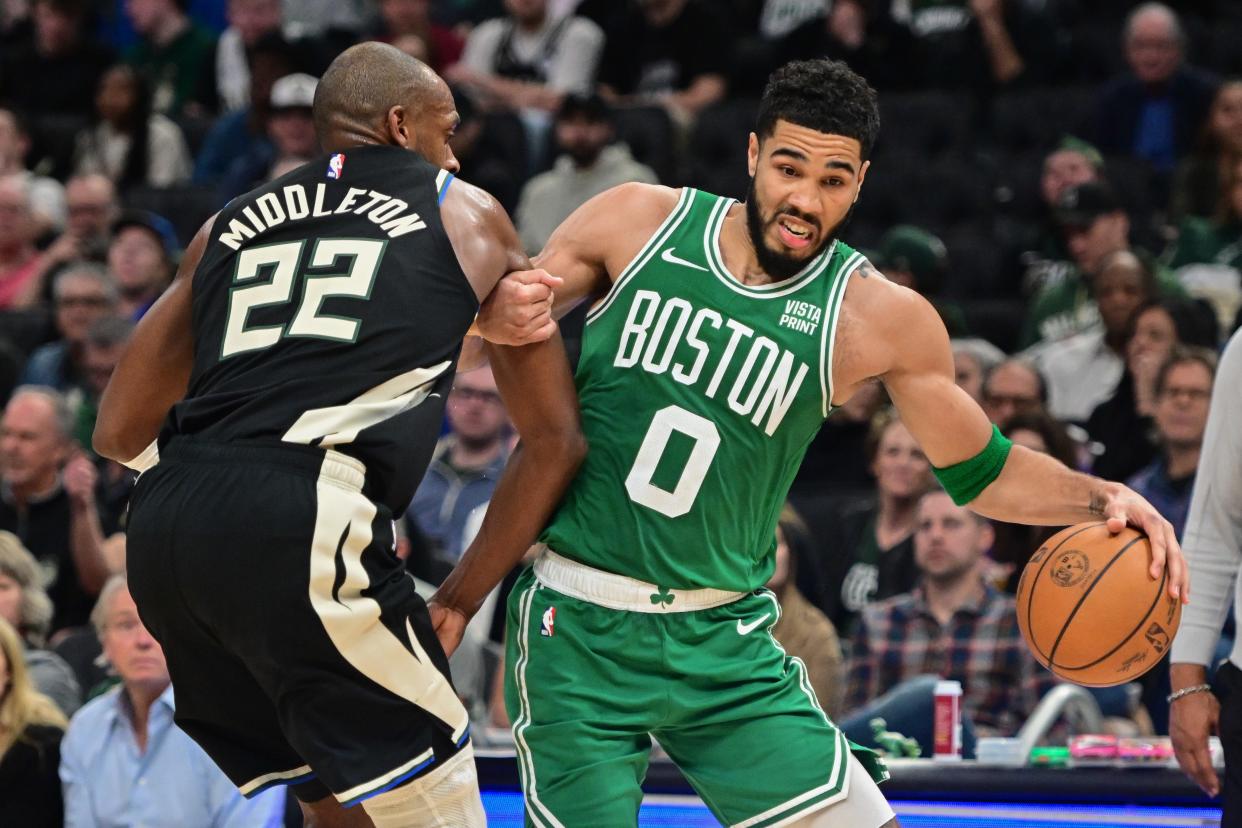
[1128,347,1217,542]
[405,366,510,581]
[59,575,285,828]
[1095,3,1218,174]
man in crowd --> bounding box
[1022,180,1184,347]
[20,265,119,397]
[1129,348,1216,542]
[41,175,121,270]
[842,488,1056,755]
[60,575,286,826]
[516,93,657,255]
[449,0,603,115]
[1096,2,1218,174]
[0,387,110,633]
[981,358,1046,427]
[406,366,510,580]
[124,0,217,116]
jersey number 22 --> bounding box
[220,238,387,359]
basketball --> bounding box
[1015,522,1181,688]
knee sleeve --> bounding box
[790,754,896,828]
[360,746,485,828]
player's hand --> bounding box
[427,599,470,659]
[477,269,562,346]
[63,451,98,511]
[1170,689,1220,797]
[1099,482,1189,603]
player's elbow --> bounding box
[92,416,140,464]
[91,420,124,462]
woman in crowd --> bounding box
[1171,79,1242,221]
[72,65,191,191]
[0,616,66,827]
[0,532,81,715]
[1086,297,1218,481]
[819,408,933,634]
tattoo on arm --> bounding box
[1088,491,1108,517]
[857,262,886,280]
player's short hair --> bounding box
[756,59,880,159]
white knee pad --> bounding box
[789,754,896,828]
[360,745,486,828]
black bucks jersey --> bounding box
[166,145,478,511]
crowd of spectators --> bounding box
[0,0,1240,823]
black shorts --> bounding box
[126,438,471,805]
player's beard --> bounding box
[745,177,851,281]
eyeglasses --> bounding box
[1158,387,1211,402]
[450,386,502,405]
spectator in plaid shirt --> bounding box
[839,488,1055,756]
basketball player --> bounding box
[432,59,1190,827]
[93,43,585,827]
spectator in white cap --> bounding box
[218,72,319,199]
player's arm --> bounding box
[474,182,680,339]
[431,177,587,656]
[93,215,215,466]
[430,332,585,655]
[441,177,562,370]
[845,268,1187,602]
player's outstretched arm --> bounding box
[473,182,680,343]
[847,269,1187,602]
[93,215,215,466]
[429,331,586,656]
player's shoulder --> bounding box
[842,259,934,328]
[591,182,682,230]
[440,176,507,227]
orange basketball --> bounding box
[1015,522,1181,688]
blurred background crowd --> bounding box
[0,0,1239,824]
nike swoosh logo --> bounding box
[661,248,708,272]
[737,613,771,635]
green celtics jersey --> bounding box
[541,188,867,592]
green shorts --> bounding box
[504,561,888,828]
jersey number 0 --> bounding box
[625,405,721,518]
[220,238,388,359]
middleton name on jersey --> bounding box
[218,183,429,251]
